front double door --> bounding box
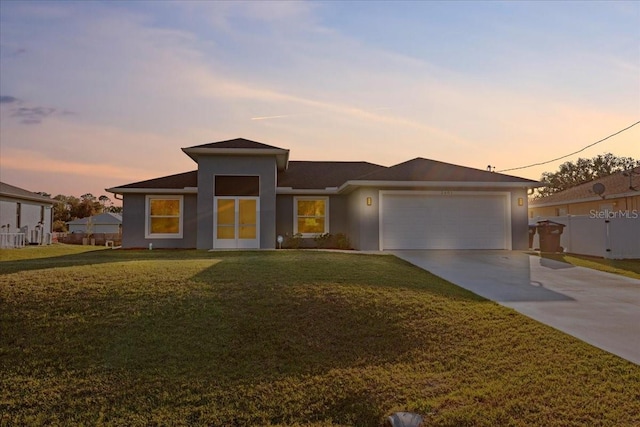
[214,197,259,249]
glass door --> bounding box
[214,197,259,249]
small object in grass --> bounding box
[149,243,153,250]
[386,412,424,427]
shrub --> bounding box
[284,233,303,249]
[313,232,333,249]
[336,233,351,250]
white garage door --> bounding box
[381,192,510,250]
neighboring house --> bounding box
[0,181,54,245]
[529,166,640,218]
[106,138,540,251]
[67,212,123,234]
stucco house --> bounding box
[67,212,123,234]
[106,138,540,251]
[0,181,54,246]
[529,166,640,218]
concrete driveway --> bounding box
[392,250,640,365]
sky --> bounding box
[1,0,639,203]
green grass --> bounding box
[1,245,639,426]
[539,253,640,280]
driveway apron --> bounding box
[392,250,640,365]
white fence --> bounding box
[531,215,640,259]
[0,233,26,249]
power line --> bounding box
[497,120,640,173]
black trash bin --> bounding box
[528,225,537,249]
[536,220,565,252]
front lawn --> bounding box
[1,246,639,426]
[538,253,640,280]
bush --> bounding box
[335,233,351,250]
[284,233,303,249]
[313,233,333,249]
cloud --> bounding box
[10,106,56,124]
[0,95,20,104]
[0,96,75,124]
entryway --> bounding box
[213,197,259,249]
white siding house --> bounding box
[0,181,54,247]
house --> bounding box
[529,166,640,218]
[0,181,54,246]
[67,212,123,234]
[106,138,540,251]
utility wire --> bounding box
[497,120,640,173]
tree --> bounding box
[76,193,101,218]
[537,153,639,198]
[99,195,112,211]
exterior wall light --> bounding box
[518,197,524,206]
[366,197,372,206]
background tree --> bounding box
[77,193,102,218]
[536,153,639,198]
[99,195,112,212]
[49,193,119,231]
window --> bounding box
[294,197,328,236]
[145,195,183,238]
[215,175,259,196]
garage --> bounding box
[380,191,511,250]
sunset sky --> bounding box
[1,1,638,202]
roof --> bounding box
[181,138,290,170]
[0,181,54,205]
[530,166,640,206]
[110,170,198,191]
[357,158,539,184]
[277,161,386,189]
[108,139,540,194]
[67,212,122,225]
[185,138,286,150]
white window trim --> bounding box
[293,196,329,237]
[145,195,184,239]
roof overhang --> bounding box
[105,187,198,195]
[276,180,542,195]
[181,147,290,171]
[338,180,543,194]
[109,181,542,196]
[277,187,339,195]
[0,192,55,205]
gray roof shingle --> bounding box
[277,161,386,189]
[113,171,198,190]
[185,138,286,150]
[67,212,122,225]
[358,158,539,183]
